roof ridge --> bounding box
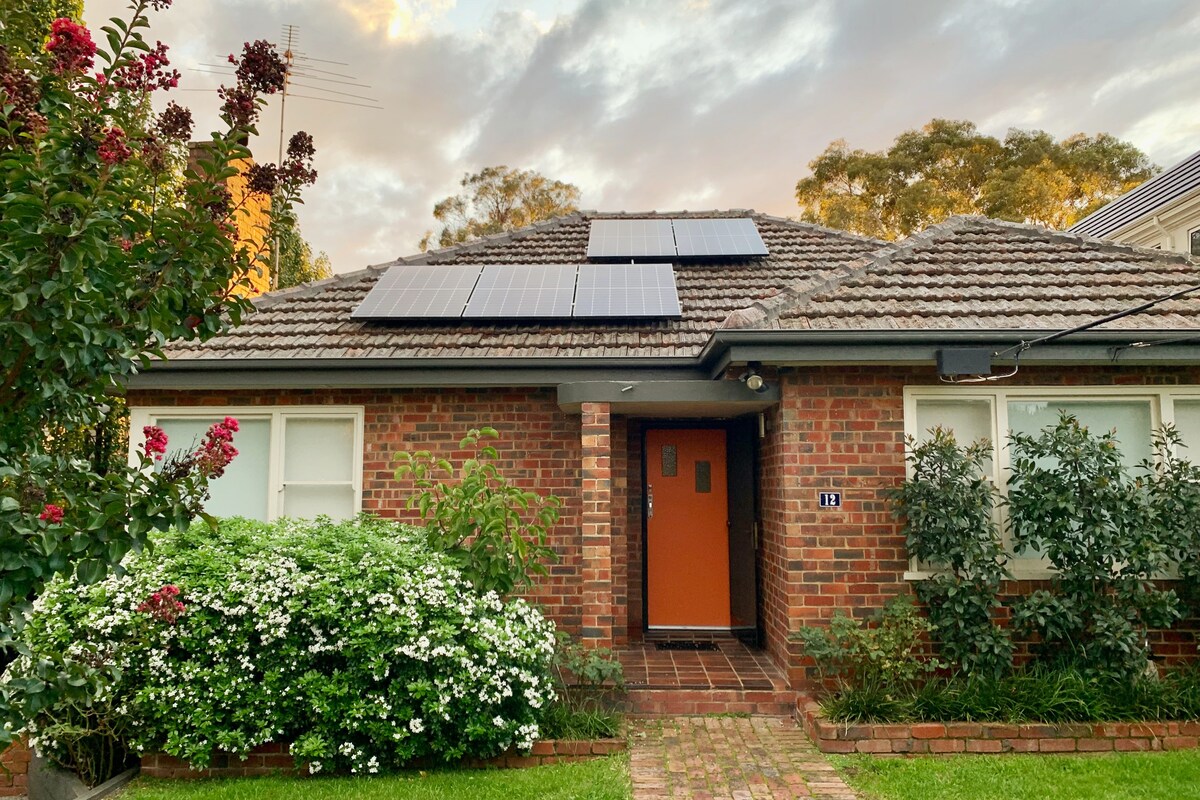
[395,210,587,265]
[250,262,391,310]
[720,216,977,329]
[749,211,888,246]
[957,214,1200,267]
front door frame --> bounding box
[638,416,760,637]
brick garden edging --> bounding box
[140,738,627,778]
[797,698,1200,755]
[0,738,30,797]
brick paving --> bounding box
[629,715,857,799]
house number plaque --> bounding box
[818,492,842,508]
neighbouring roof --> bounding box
[162,210,881,361]
[1069,149,1200,238]
[724,216,1200,331]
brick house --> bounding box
[126,211,1200,691]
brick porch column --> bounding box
[580,401,614,648]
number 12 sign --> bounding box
[818,492,842,508]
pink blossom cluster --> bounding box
[97,126,132,165]
[44,18,96,74]
[113,41,180,93]
[143,425,168,460]
[195,417,239,479]
[39,504,64,524]
[138,584,185,624]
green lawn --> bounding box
[834,751,1200,800]
[116,756,630,800]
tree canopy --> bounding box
[275,211,332,289]
[794,119,1157,240]
[421,165,580,251]
[0,0,314,736]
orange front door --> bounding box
[646,428,731,628]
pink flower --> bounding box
[44,18,96,74]
[194,419,239,478]
[39,504,64,524]
[143,425,168,460]
[97,126,132,165]
[138,584,185,624]
[112,41,180,93]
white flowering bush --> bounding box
[11,516,557,777]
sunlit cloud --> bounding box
[339,0,456,41]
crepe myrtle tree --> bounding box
[0,0,316,737]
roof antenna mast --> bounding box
[188,27,383,290]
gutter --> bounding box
[128,329,1200,391]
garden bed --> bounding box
[140,738,628,779]
[799,697,1200,756]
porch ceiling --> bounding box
[557,380,778,417]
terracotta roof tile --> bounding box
[164,210,880,361]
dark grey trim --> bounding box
[127,361,706,390]
[128,329,1200,391]
[557,380,779,411]
[700,329,1200,377]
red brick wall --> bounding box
[772,364,1200,685]
[0,739,29,798]
[127,387,587,634]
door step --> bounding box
[622,688,797,716]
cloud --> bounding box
[82,0,1200,274]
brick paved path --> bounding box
[629,715,857,799]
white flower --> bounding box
[409,718,425,734]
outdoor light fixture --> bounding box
[739,365,769,394]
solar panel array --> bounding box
[575,263,680,318]
[350,264,482,319]
[672,218,769,257]
[586,218,768,259]
[352,263,681,321]
[463,264,576,318]
[586,219,676,258]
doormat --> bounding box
[654,641,720,652]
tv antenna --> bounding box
[189,24,382,288]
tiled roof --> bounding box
[725,216,1200,331]
[1069,149,1200,238]
[163,210,881,361]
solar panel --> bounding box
[352,264,482,319]
[586,219,676,258]
[463,264,578,318]
[672,218,768,257]
[575,263,681,318]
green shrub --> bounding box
[1007,413,1181,680]
[542,633,625,740]
[394,428,561,596]
[822,665,1200,724]
[11,517,557,778]
[892,428,1012,678]
[794,595,940,694]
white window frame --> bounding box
[128,405,365,521]
[903,385,1200,580]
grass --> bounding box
[116,755,630,800]
[834,750,1200,800]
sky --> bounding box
[84,0,1200,274]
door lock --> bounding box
[646,484,654,520]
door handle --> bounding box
[647,484,654,520]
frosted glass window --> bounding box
[156,418,271,521]
[1007,400,1153,469]
[284,418,355,482]
[282,484,356,520]
[1174,401,1200,459]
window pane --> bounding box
[284,417,355,482]
[282,484,355,520]
[1007,400,1153,469]
[156,418,271,521]
[1190,229,1200,257]
[1174,400,1200,458]
[914,399,993,446]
